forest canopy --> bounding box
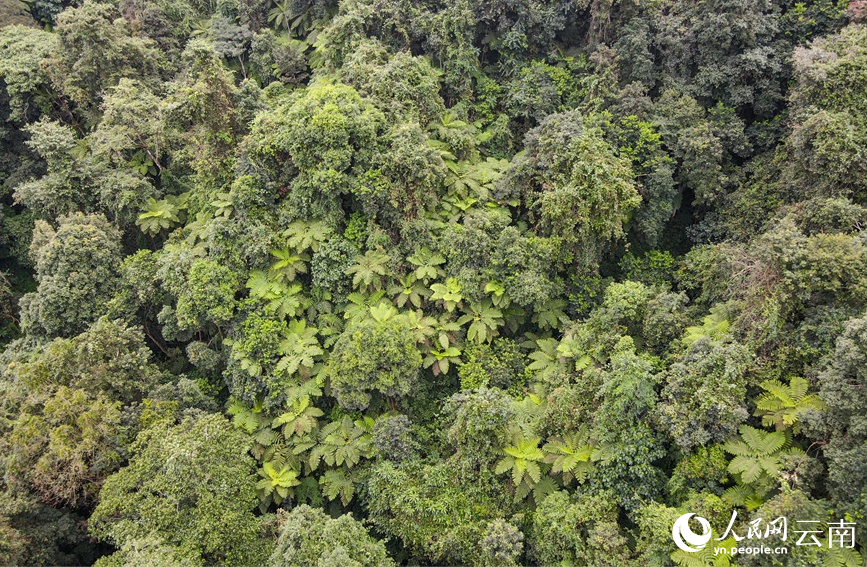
[1,0,867,565]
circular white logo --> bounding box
[672,513,712,552]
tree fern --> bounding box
[682,304,731,347]
[310,416,375,471]
[136,197,182,236]
[346,250,390,292]
[725,425,789,485]
[320,468,355,506]
[275,319,323,377]
[272,395,323,439]
[256,459,300,509]
[527,337,563,381]
[495,436,547,492]
[755,376,826,433]
[543,430,601,485]
[282,219,332,252]
[269,247,309,282]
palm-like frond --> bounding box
[543,430,598,484]
[724,425,794,487]
[346,250,391,291]
[755,376,827,433]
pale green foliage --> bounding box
[14,119,96,217]
[408,246,446,282]
[19,214,122,338]
[309,416,375,471]
[46,1,164,120]
[3,386,126,507]
[0,26,58,122]
[527,337,563,382]
[481,519,524,567]
[246,270,306,318]
[276,320,323,377]
[92,79,174,174]
[270,247,309,282]
[323,312,422,410]
[346,249,390,291]
[721,424,810,512]
[430,277,463,311]
[224,313,325,407]
[272,394,323,438]
[93,537,201,567]
[90,414,273,566]
[283,220,333,253]
[682,304,732,347]
[458,300,504,344]
[269,505,393,567]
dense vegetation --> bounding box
[1,0,866,565]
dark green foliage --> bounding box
[459,338,526,391]
[311,236,357,300]
[372,413,415,462]
[810,313,867,506]
[498,110,641,266]
[7,317,164,402]
[1,1,865,564]
[785,24,867,199]
[0,317,209,512]
[244,82,383,221]
[650,0,787,118]
[3,385,127,507]
[659,338,752,451]
[444,387,514,471]
[338,39,445,124]
[365,460,497,566]
[0,490,95,566]
[530,491,631,566]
